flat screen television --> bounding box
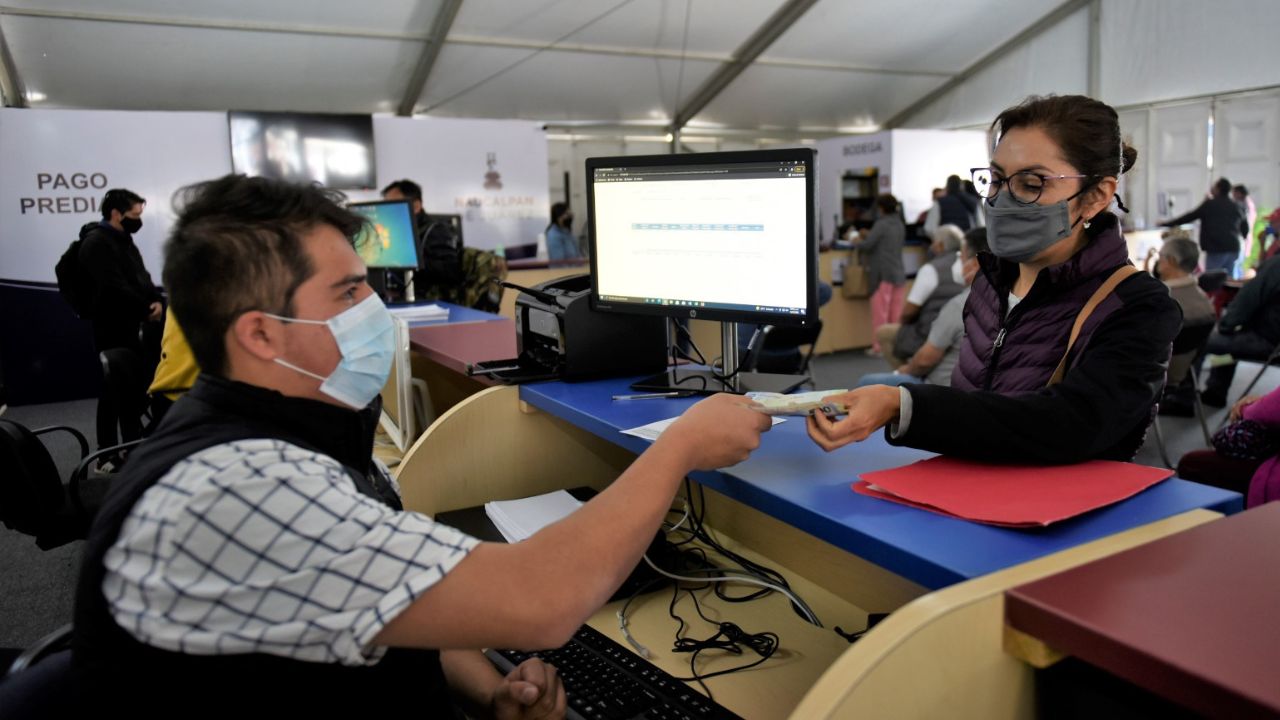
[587,148,818,393]
[228,111,375,189]
[349,200,419,270]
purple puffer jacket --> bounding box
[1244,388,1280,507]
[954,219,1132,392]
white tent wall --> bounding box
[900,7,1090,132]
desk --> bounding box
[395,379,1243,719]
[519,375,1242,590]
[1005,502,1280,717]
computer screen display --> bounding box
[228,111,376,189]
[349,200,420,270]
[587,148,817,328]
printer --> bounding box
[469,274,667,383]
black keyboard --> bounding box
[486,624,742,720]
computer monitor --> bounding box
[587,148,818,394]
[228,111,376,189]
[349,200,420,270]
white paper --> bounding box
[484,490,583,543]
[621,415,784,442]
[388,303,449,323]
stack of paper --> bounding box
[388,303,449,323]
[484,490,584,543]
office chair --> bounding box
[1197,269,1230,295]
[0,624,74,717]
[1152,322,1215,468]
[741,320,824,383]
[0,418,139,550]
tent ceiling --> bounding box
[0,0,1069,137]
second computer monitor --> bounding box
[587,148,818,329]
[349,199,420,270]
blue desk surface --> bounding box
[394,301,505,327]
[520,377,1243,590]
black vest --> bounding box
[937,194,973,230]
[71,375,455,715]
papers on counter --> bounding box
[388,303,449,322]
[622,415,785,442]
[484,490,583,543]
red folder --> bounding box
[854,457,1173,527]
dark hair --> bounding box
[991,95,1137,235]
[1214,178,1232,197]
[549,201,570,229]
[162,175,366,377]
[381,179,423,203]
[962,225,989,257]
[1232,184,1249,197]
[945,175,962,195]
[100,188,145,220]
[875,193,898,214]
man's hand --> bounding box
[490,658,566,720]
[806,385,902,452]
[1229,394,1261,423]
[147,301,164,321]
[658,393,772,471]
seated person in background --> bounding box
[874,223,966,369]
[1200,252,1280,406]
[857,227,987,389]
[545,202,581,265]
[1149,234,1217,416]
[70,174,771,715]
[1177,387,1280,502]
[808,95,1180,465]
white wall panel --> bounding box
[1101,0,1280,107]
[902,7,1089,130]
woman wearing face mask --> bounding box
[809,95,1180,464]
[545,201,580,266]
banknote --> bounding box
[745,390,848,416]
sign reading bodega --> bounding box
[19,171,111,214]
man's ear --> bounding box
[230,311,284,363]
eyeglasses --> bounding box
[970,167,1100,205]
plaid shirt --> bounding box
[102,439,478,666]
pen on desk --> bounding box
[611,391,691,400]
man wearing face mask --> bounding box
[78,188,164,458]
[809,95,1180,465]
[68,174,771,716]
[854,227,988,389]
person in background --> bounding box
[1149,234,1216,416]
[851,193,906,357]
[856,226,988,389]
[1232,184,1257,277]
[546,202,580,265]
[922,175,976,237]
[79,188,163,464]
[1161,178,1249,276]
[915,187,944,227]
[1256,208,1280,267]
[875,224,966,368]
[809,94,1179,465]
[1200,252,1280,407]
[1177,387,1280,503]
[381,179,472,304]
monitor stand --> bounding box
[629,321,807,396]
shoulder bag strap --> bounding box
[1046,264,1140,387]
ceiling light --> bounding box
[26,90,47,102]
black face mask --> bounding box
[121,216,143,234]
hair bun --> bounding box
[1121,144,1138,174]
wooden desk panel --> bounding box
[1006,502,1280,718]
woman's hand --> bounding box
[806,385,902,452]
[1229,395,1261,423]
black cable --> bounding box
[665,581,779,700]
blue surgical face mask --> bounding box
[266,292,395,410]
[983,191,1084,264]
